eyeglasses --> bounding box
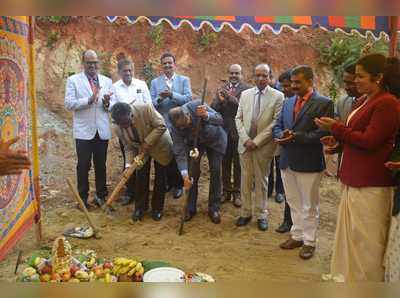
[255,74,269,78]
[230,72,240,75]
[85,61,99,65]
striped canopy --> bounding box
[106,16,399,39]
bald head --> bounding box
[82,49,99,77]
[254,63,271,91]
[228,64,242,84]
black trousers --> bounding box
[126,158,167,213]
[267,156,285,196]
[283,201,293,225]
[188,146,223,214]
[166,157,183,189]
[222,134,240,194]
[75,132,108,203]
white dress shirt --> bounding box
[164,73,176,90]
[110,78,151,109]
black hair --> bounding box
[357,54,400,98]
[291,65,314,80]
[111,102,132,122]
[117,58,133,72]
[344,63,356,75]
[160,52,176,63]
[168,107,185,126]
[278,69,292,82]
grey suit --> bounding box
[235,86,284,219]
[170,100,227,214]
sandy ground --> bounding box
[0,106,342,281]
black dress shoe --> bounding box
[94,194,105,207]
[151,211,163,221]
[236,216,252,227]
[172,187,183,199]
[275,221,292,233]
[208,210,221,224]
[184,211,196,222]
[257,218,268,231]
[275,193,285,204]
[120,195,134,206]
[132,209,144,221]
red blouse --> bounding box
[331,91,400,187]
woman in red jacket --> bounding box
[315,54,400,281]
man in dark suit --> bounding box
[211,64,251,208]
[272,65,334,260]
[168,100,227,224]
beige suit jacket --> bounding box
[235,86,284,156]
[114,103,173,166]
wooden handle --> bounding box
[66,178,99,235]
[105,153,145,207]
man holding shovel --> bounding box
[111,102,173,221]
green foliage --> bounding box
[98,51,113,78]
[148,25,164,48]
[328,81,339,102]
[198,31,218,48]
[36,16,71,24]
[141,62,157,87]
[46,31,60,48]
[318,33,389,84]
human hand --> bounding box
[102,92,113,107]
[0,137,31,176]
[160,90,172,99]
[183,175,193,190]
[244,139,257,151]
[385,161,400,170]
[140,142,151,154]
[274,129,294,145]
[89,87,101,104]
[196,105,209,119]
[314,117,337,131]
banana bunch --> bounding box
[112,258,143,276]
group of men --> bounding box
[66,48,361,260]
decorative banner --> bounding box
[0,16,39,261]
[106,16,398,39]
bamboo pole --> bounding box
[28,16,42,245]
[389,16,398,57]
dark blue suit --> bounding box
[170,100,227,214]
[273,92,334,172]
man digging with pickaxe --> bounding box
[168,79,227,233]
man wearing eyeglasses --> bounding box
[65,49,113,209]
[235,64,284,231]
[211,64,251,208]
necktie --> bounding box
[88,77,98,93]
[294,96,305,120]
[249,92,262,138]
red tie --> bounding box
[89,77,98,93]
